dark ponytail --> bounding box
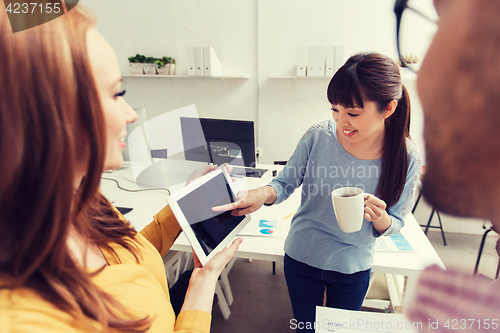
[327,52,411,208]
[377,84,410,208]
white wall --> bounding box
[82,0,258,123]
[82,0,487,235]
[257,0,398,162]
[81,0,403,162]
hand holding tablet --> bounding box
[184,163,234,186]
[167,165,251,266]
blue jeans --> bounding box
[284,254,371,332]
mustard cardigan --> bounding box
[0,204,211,333]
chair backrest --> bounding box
[474,226,500,280]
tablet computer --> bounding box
[167,166,250,266]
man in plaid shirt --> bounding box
[403,0,500,332]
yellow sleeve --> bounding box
[174,310,212,333]
[139,204,182,257]
[2,290,212,333]
[1,316,86,333]
[0,290,96,333]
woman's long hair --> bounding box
[327,52,411,208]
[0,6,150,332]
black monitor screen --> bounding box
[180,117,256,167]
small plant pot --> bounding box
[129,62,144,75]
[157,64,170,75]
[169,63,176,75]
[143,63,158,75]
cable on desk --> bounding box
[106,169,138,185]
[101,177,170,195]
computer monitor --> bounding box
[180,117,267,177]
[181,117,256,167]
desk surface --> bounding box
[101,163,444,277]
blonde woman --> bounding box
[0,5,240,332]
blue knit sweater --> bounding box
[267,119,422,273]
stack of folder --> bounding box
[186,46,222,77]
[297,45,345,77]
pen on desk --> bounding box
[284,212,296,219]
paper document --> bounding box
[315,306,418,333]
[238,218,285,237]
[375,232,415,252]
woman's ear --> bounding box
[383,100,398,119]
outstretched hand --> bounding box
[211,186,276,216]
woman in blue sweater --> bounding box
[214,52,422,332]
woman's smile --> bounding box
[343,129,357,137]
[118,137,126,148]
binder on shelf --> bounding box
[315,45,326,77]
[296,45,307,76]
[307,46,316,77]
[334,45,345,73]
[325,45,335,77]
[186,47,196,76]
[202,46,222,77]
[194,46,204,76]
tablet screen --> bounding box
[176,172,245,256]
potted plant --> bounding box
[169,58,176,75]
[128,54,145,74]
[156,56,170,75]
[143,56,158,75]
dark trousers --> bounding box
[284,254,371,332]
[169,270,192,316]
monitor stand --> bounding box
[229,166,268,178]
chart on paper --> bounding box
[238,219,284,237]
[375,232,415,252]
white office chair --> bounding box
[162,251,184,288]
[473,225,500,279]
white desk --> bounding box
[100,164,445,314]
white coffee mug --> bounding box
[331,187,365,233]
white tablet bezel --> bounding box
[167,166,250,266]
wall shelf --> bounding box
[269,76,331,88]
[269,76,331,78]
[269,71,416,88]
[122,74,249,88]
